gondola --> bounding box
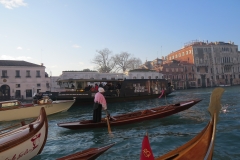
[0,107,48,160]
[154,87,225,160]
[57,99,201,130]
[56,143,114,160]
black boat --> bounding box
[41,79,172,105]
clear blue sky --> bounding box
[1,0,240,76]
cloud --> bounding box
[0,55,32,61]
[72,44,81,48]
[79,62,84,65]
[17,46,23,50]
[0,0,27,9]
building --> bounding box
[160,60,196,89]
[127,69,163,79]
[166,40,240,87]
[0,60,50,101]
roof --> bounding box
[128,69,157,72]
[0,60,44,67]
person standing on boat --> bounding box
[93,87,107,123]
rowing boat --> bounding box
[155,87,224,160]
[0,96,75,121]
[56,143,114,160]
[0,107,48,160]
[57,99,201,130]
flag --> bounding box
[140,133,154,160]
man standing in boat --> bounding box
[93,87,107,123]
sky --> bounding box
[1,0,240,76]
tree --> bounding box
[113,52,142,72]
[92,48,115,73]
[128,57,142,70]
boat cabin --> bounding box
[0,100,21,109]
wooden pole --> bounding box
[105,110,112,134]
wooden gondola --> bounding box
[57,99,201,130]
[154,87,224,160]
[0,107,48,160]
[56,143,114,160]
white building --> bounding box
[127,69,163,79]
[0,60,50,101]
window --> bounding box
[26,70,31,77]
[141,76,144,79]
[155,76,158,79]
[37,83,41,87]
[26,89,32,98]
[46,83,50,88]
[2,70,8,78]
[36,70,41,77]
[15,90,21,98]
[16,70,21,78]
[16,84,20,88]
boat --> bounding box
[57,99,201,130]
[0,107,48,160]
[154,87,225,160]
[219,84,231,87]
[56,143,114,160]
[0,96,75,121]
[40,79,173,105]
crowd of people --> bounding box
[84,82,121,92]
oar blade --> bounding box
[208,87,225,122]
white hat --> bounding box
[98,87,105,93]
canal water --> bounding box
[1,86,240,160]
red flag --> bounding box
[140,134,154,160]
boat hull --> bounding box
[0,108,48,160]
[0,100,75,121]
[58,99,201,130]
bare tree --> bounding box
[128,57,142,70]
[113,52,142,72]
[92,48,115,73]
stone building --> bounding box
[0,60,50,101]
[160,60,196,89]
[166,40,240,87]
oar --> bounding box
[208,87,225,122]
[105,110,112,134]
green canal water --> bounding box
[2,86,240,160]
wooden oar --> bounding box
[105,110,112,134]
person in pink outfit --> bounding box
[93,87,107,123]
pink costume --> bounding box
[94,92,107,110]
